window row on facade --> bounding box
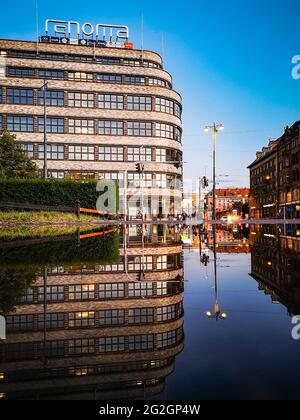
[21,280,183,304]
[4,358,174,383]
[0,114,182,141]
[20,143,181,164]
[2,327,184,362]
[6,302,183,332]
[6,49,163,69]
[6,66,172,88]
[0,87,182,118]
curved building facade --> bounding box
[0,39,183,218]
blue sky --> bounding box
[1,0,300,187]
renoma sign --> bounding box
[44,19,130,47]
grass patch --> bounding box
[0,210,101,224]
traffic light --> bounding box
[202,176,209,188]
[136,163,145,173]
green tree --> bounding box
[0,130,38,178]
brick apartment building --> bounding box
[0,33,183,218]
[248,122,300,220]
[205,188,250,220]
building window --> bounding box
[157,329,182,349]
[175,127,182,142]
[38,117,64,133]
[97,57,121,65]
[99,146,124,161]
[156,123,174,139]
[38,286,64,302]
[68,285,95,301]
[155,174,167,188]
[68,339,95,355]
[6,343,36,361]
[38,90,64,106]
[99,336,125,353]
[157,304,182,322]
[155,97,174,114]
[128,335,154,351]
[127,122,152,137]
[128,282,154,298]
[128,173,153,188]
[157,282,168,296]
[148,78,167,87]
[124,75,146,84]
[69,119,94,134]
[99,283,125,299]
[38,52,65,60]
[68,312,95,328]
[49,171,65,179]
[128,256,153,271]
[7,88,34,105]
[99,120,124,135]
[20,143,34,158]
[7,115,34,132]
[99,310,125,326]
[39,341,65,358]
[128,147,152,162]
[98,74,122,83]
[21,288,34,303]
[175,102,182,118]
[156,149,166,163]
[68,71,93,81]
[38,144,64,160]
[68,92,94,108]
[69,145,95,161]
[39,69,64,79]
[128,308,154,324]
[6,315,34,332]
[8,67,35,77]
[98,94,124,110]
[157,255,168,270]
[37,313,65,330]
[128,96,152,111]
[99,172,124,181]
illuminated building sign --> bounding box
[41,19,132,49]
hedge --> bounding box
[0,178,119,210]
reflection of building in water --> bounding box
[207,228,250,254]
[180,226,250,254]
[0,226,184,400]
[250,225,300,315]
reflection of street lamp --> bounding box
[205,221,228,321]
[204,124,224,222]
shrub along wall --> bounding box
[0,178,112,209]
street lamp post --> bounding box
[41,80,48,179]
[204,124,224,222]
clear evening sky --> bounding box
[1,0,300,188]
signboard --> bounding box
[45,19,129,43]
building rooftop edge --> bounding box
[0,38,164,63]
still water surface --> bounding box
[0,223,299,400]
